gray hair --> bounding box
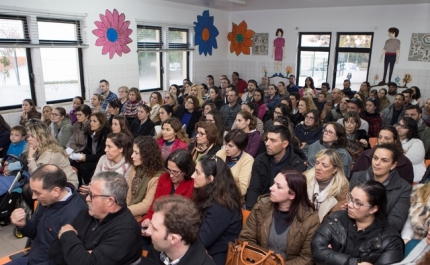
[92,171,128,207]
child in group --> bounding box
[316,92,327,112]
[2,125,27,175]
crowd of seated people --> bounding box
[3,75,430,265]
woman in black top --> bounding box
[130,104,155,137]
[175,95,202,138]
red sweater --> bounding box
[143,172,194,220]
[157,138,188,160]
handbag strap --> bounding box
[239,241,274,265]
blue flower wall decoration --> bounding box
[194,10,219,56]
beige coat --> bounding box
[28,150,79,189]
[216,149,254,196]
[239,195,320,265]
[126,168,161,220]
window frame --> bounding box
[0,15,36,110]
[333,32,374,87]
[297,32,332,87]
[37,17,85,104]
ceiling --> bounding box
[162,0,430,11]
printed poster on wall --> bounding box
[408,33,430,62]
[252,33,269,55]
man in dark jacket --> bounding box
[142,196,216,265]
[49,171,142,265]
[9,165,87,265]
[245,125,307,210]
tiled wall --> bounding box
[193,60,229,85]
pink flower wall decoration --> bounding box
[92,9,133,59]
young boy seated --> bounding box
[2,125,26,175]
[316,92,327,112]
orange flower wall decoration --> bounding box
[227,21,255,56]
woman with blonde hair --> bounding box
[25,119,79,188]
[42,105,53,126]
[189,84,204,107]
[305,148,350,222]
[164,91,179,112]
[117,85,129,112]
[296,97,317,125]
[156,117,189,160]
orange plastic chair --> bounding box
[426,159,430,168]
[369,137,377,148]
[242,209,250,227]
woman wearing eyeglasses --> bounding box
[156,117,189,160]
[350,144,412,233]
[294,109,323,149]
[127,136,163,221]
[263,103,289,132]
[192,155,242,265]
[117,86,129,113]
[396,117,426,182]
[49,107,73,149]
[304,122,352,177]
[140,149,195,236]
[122,87,144,125]
[189,121,221,162]
[304,149,349,222]
[312,180,404,265]
[239,170,319,263]
[216,129,254,196]
[175,95,202,138]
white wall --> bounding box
[0,0,230,125]
[225,3,430,96]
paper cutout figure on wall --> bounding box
[272,28,285,77]
[379,27,400,85]
[227,21,255,56]
[92,9,133,59]
[194,10,219,56]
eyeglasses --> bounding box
[346,193,372,209]
[196,131,206,137]
[186,101,194,105]
[165,168,182,177]
[395,123,408,130]
[88,191,112,200]
[323,129,335,135]
[305,115,315,120]
[51,113,61,117]
[205,119,215,123]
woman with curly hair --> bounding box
[296,97,317,125]
[157,117,189,160]
[127,135,164,221]
[192,155,242,265]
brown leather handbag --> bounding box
[225,240,285,265]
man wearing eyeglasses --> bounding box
[8,165,87,265]
[49,171,142,265]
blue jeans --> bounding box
[5,256,28,265]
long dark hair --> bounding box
[400,117,420,140]
[207,109,225,145]
[354,180,388,220]
[90,112,111,140]
[0,114,11,131]
[275,170,314,225]
[192,155,242,212]
[112,115,133,138]
[107,133,133,164]
[320,122,347,148]
[165,149,195,180]
[378,125,403,153]
[133,136,164,177]
[253,89,265,106]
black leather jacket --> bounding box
[311,210,404,265]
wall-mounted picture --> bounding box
[252,33,268,55]
[409,33,430,62]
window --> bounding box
[137,24,191,91]
[333,33,373,89]
[137,26,162,90]
[37,18,84,103]
[297,33,331,87]
[0,16,34,109]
